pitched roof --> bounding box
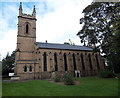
[36,42,93,51]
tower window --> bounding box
[24,65,27,72]
[26,24,29,34]
[29,65,32,72]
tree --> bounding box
[2,51,15,76]
[64,42,70,45]
[64,39,75,45]
[77,2,120,73]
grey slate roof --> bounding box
[36,42,93,51]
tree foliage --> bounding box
[2,51,15,76]
[64,42,70,45]
[77,2,120,73]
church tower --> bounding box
[15,2,37,79]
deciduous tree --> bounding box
[2,51,15,76]
[77,2,120,73]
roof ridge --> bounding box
[36,42,82,46]
[36,42,93,51]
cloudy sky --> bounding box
[0,0,93,59]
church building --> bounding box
[14,3,105,80]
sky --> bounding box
[0,0,93,60]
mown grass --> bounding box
[0,81,2,97]
[2,77,118,96]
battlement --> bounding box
[22,13,35,18]
[19,2,36,18]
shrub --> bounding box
[53,75,61,82]
[98,70,116,78]
[115,74,120,79]
[63,73,74,85]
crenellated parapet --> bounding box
[18,2,36,19]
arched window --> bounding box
[43,52,47,71]
[24,65,27,72]
[29,65,32,72]
[54,53,58,71]
[81,54,85,70]
[73,53,77,70]
[88,54,93,70]
[95,54,100,69]
[26,24,29,34]
[64,53,68,71]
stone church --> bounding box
[14,3,105,80]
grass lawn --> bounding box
[2,77,118,96]
[0,81,2,97]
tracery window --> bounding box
[88,54,93,70]
[43,52,47,71]
[73,53,77,70]
[54,53,58,71]
[81,54,85,70]
[95,54,100,69]
[64,53,68,71]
